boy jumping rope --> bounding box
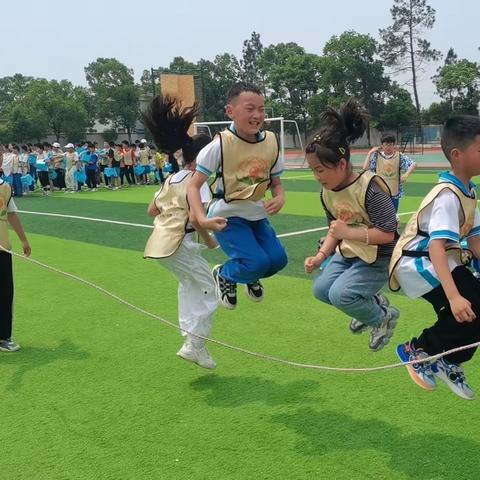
[391,115,480,400]
[188,82,288,309]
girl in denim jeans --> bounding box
[304,99,399,352]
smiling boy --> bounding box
[187,82,288,309]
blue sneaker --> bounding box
[396,342,437,391]
[432,358,475,400]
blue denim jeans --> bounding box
[312,254,390,326]
[214,217,288,284]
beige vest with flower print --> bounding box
[376,151,400,196]
[0,181,12,251]
[321,171,391,264]
[212,129,279,202]
[144,172,193,259]
[389,182,477,291]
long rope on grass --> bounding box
[4,246,480,373]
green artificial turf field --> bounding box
[1,170,479,480]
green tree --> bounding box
[240,31,265,91]
[4,79,90,142]
[0,74,34,117]
[321,31,391,145]
[378,84,418,130]
[85,58,140,141]
[422,101,451,124]
[434,57,480,115]
[379,0,441,114]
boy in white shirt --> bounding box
[187,82,288,309]
[390,115,480,400]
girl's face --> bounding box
[306,153,350,191]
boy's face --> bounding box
[454,135,480,176]
[381,141,396,156]
[225,91,265,138]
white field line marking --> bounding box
[282,174,313,180]
[18,210,153,229]
[19,209,421,239]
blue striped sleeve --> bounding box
[196,165,213,177]
[429,229,460,243]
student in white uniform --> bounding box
[391,115,480,400]
[143,95,219,369]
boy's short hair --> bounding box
[226,81,262,104]
[441,115,480,162]
[87,143,95,149]
[381,134,396,144]
[122,140,130,146]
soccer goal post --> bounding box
[194,117,304,165]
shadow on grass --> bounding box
[1,340,89,391]
[190,374,319,407]
[272,407,479,480]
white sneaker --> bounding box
[176,341,216,369]
[432,358,475,400]
[0,339,21,352]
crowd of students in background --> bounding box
[0,139,181,197]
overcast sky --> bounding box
[1,0,478,109]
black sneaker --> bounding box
[212,264,237,309]
[245,280,264,302]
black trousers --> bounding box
[0,252,14,340]
[86,169,97,189]
[416,266,480,364]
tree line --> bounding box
[1,0,479,144]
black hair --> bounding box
[381,133,396,144]
[87,143,95,149]
[122,140,130,147]
[109,141,115,147]
[305,98,368,168]
[36,143,44,151]
[43,142,51,149]
[441,115,480,162]
[226,81,262,104]
[142,94,211,165]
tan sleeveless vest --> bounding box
[123,150,133,166]
[211,129,279,202]
[376,151,400,196]
[389,182,477,291]
[65,152,77,169]
[139,149,150,166]
[0,181,12,251]
[321,171,391,264]
[143,172,193,259]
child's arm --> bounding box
[147,200,160,217]
[196,226,218,249]
[362,147,378,171]
[400,155,417,183]
[187,172,227,231]
[430,239,476,322]
[7,213,31,256]
[468,236,480,259]
[264,177,285,215]
[329,220,395,245]
[304,232,340,273]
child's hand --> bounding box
[304,256,322,274]
[21,240,31,257]
[449,294,476,323]
[201,217,227,232]
[264,196,284,215]
[204,234,218,249]
[329,220,351,240]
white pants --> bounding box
[66,166,77,190]
[159,234,217,344]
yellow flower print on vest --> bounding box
[334,201,364,226]
[381,161,396,178]
[235,156,269,186]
